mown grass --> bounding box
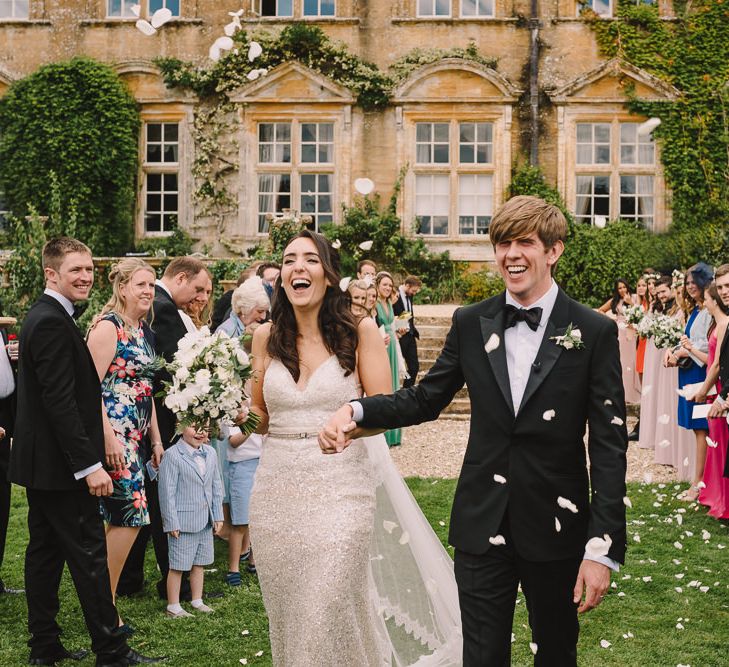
[1,481,727,666]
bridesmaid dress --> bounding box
[375,300,403,447]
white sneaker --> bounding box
[192,603,214,614]
[166,607,193,618]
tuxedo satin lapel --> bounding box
[479,308,514,415]
[518,290,571,414]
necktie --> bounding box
[503,304,543,332]
[192,448,206,459]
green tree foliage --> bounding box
[0,57,140,255]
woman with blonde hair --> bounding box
[87,258,163,633]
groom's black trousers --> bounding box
[454,516,581,666]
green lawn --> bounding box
[1,481,727,666]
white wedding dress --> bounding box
[248,355,462,666]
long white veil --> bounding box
[363,434,462,666]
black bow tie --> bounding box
[504,304,543,332]
[72,303,88,321]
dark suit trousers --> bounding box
[24,489,128,661]
[0,464,9,575]
[399,333,419,389]
[454,516,581,667]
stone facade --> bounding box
[0,0,678,260]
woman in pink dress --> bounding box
[692,283,729,518]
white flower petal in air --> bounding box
[224,21,238,36]
[600,640,611,649]
[604,399,613,406]
[555,517,561,532]
[358,240,374,251]
[637,117,661,136]
[557,496,578,514]
[229,9,244,17]
[683,457,689,467]
[246,69,261,80]
[209,45,222,61]
[493,474,506,484]
[485,333,500,353]
[642,384,652,396]
[511,633,516,644]
[354,177,375,195]
[659,439,671,448]
[332,238,342,249]
[623,496,632,508]
[611,416,624,426]
[339,277,351,292]
[585,534,612,558]
[399,531,410,545]
[529,642,538,655]
[383,520,398,534]
[135,19,156,35]
[489,535,506,546]
[543,409,556,421]
[150,7,172,28]
[130,4,141,16]
[697,480,706,489]
[707,437,718,448]
[658,413,670,424]
[248,41,263,61]
[214,36,234,51]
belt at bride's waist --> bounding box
[267,429,320,440]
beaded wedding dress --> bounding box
[248,356,461,666]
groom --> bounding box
[321,196,627,666]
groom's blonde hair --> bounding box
[489,196,567,250]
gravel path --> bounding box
[393,415,678,483]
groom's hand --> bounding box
[319,404,358,454]
[573,560,610,613]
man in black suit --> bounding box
[393,275,422,388]
[8,238,160,666]
[119,257,210,599]
[322,196,628,666]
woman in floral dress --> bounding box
[87,258,163,631]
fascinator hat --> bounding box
[688,262,713,290]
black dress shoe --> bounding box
[95,648,166,666]
[29,648,89,665]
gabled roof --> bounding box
[226,61,355,104]
[548,58,679,104]
[393,58,521,103]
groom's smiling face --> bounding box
[495,233,563,305]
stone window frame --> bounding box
[253,0,295,17]
[460,0,495,18]
[142,121,181,235]
[416,0,452,18]
[254,118,338,234]
[302,0,336,17]
[576,0,613,17]
[103,0,182,20]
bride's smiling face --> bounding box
[281,236,330,310]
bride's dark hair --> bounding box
[267,229,358,382]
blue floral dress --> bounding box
[100,312,156,527]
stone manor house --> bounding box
[0,1,678,261]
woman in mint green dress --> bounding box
[374,271,403,447]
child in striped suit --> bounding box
[159,426,223,618]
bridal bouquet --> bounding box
[635,312,655,339]
[161,327,260,437]
[394,311,413,331]
[624,304,645,326]
[651,314,683,349]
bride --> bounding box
[246,230,461,666]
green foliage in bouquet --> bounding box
[0,58,140,256]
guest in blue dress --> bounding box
[668,262,713,501]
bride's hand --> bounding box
[105,436,126,472]
[319,405,357,454]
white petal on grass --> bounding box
[617,591,626,597]
[438,520,445,526]
[255,652,264,658]
[239,660,248,665]
[600,640,611,649]
[354,177,375,195]
[529,642,538,655]
[659,439,671,448]
[623,496,632,508]
[557,496,578,513]
[493,473,506,484]
[707,437,718,448]
[585,534,612,558]
[676,514,683,525]
[489,535,506,546]
[676,622,684,630]
[358,240,374,251]
[642,576,652,582]
[150,7,172,28]
[135,19,156,35]
[485,333,500,353]
[611,416,624,426]
[339,277,351,292]
[248,41,263,61]
[383,520,398,534]
[658,413,670,424]
[699,585,710,593]
[543,409,556,421]
[241,629,249,635]
[674,541,683,550]
[643,472,653,484]
[675,573,685,579]
[555,517,561,532]
[675,586,683,593]
[633,534,641,542]
[702,529,711,540]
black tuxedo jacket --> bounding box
[9,295,104,490]
[393,291,419,339]
[359,288,628,563]
[150,284,188,447]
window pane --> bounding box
[433,216,449,234]
[620,145,635,164]
[147,173,161,190]
[620,175,636,194]
[321,0,335,15]
[147,145,162,163]
[435,0,450,15]
[416,145,431,164]
[460,145,474,163]
[416,124,431,142]
[434,123,449,142]
[164,124,178,142]
[477,145,492,163]
[147,124,162,142]
[576,145,591,165]
[433,144,449,163]
[145,214,161,232]
[279,0,293,16]
[459,123,475,143]
[277,123,291,141]
[259,124,273,142]
[278,144,291,163]
[301,124,316,143]
[595,146,610,164]
[461,0,476,15]
[301,145,317,163]
[163,144,178,162]
[303,0,317,13]
[594,175,610,194]
[147,194,161,211]
[163,173,178,190]
[594,124,610,143]
[301,174,316,192]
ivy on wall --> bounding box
[0,58,140,256]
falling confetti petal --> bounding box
[135,19,156,35]
[248,41,263,61]
[586,534,612,558]
[682,457,689,467]
[623,496,632,508]
[485,333,500,354]
[224,21,238,36]
[707,437,718,448]
[511,633,516,644]
[697,481,706,489]
[611,416,624,426]
[642,384,652,396]
[557,496,578,513]
[383,520,397,534]
[130,4,140,16]
[529,642,538,655]
[354,178,375,195]
[600,640,611,649]
[659,439,671,448]
[246,69,261,80]
[332,239,341,249]
[493,473,506,484]
[604,399,613,406]
[358,240,374,251]
[543,409,556,421]
[555,517,561,532]
[339,277,351,292]
[150,7,172,28]
[637,117,661,136]
[658,413,670,424]
[489,535,506,546]
[213,36,234,51]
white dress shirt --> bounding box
[44,288,103,481]
[182,440,207,476]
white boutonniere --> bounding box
[551,323,584,350]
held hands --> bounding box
[105,436,126,472]
[573,560,610,613]
[151,444,165,469]
[86,467,113,497]
[213,521,223,535]
[318,404,358,455]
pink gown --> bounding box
[698,331,729,518]
[638,340,661,450]
[617,312,641,404]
